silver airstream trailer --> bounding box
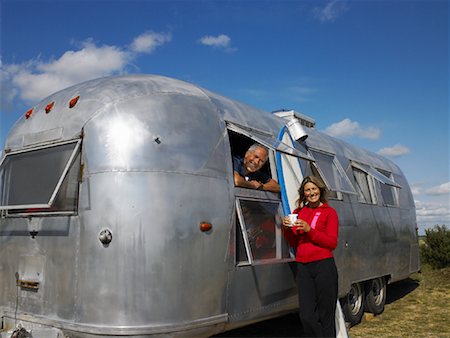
[0,75,420,337]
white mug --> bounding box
[288,213,298,226]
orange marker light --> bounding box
[45,101,55,114]
[199,222,213,232]
[69,95,80,108]
[25,108,34,119]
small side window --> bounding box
[351,161,400,206]
[298,150,355,200]
[352,166,377,204]
[309,150,355,196]
[376,168,398,206]
[235,193,292,265]
[0,140,81,216]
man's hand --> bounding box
[247,179,264,190]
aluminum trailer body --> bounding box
[0,75,419,337]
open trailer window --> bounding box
[235,192,292,265]
[226,122,313,193]
[295,157,337,199]
[226,121,311,161]
[0,140,81,215]
[309,149,356,196]
[375,168,399,206]
[351,162,401,206]
[227,129,274,185]
[352,165,377,204]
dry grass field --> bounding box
[349,266,450,338]
[215,266,450,337]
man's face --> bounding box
[243,147,268,173]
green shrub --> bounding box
[421,225,450,269]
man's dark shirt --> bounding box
[232,156,270,184]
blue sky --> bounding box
[1,0,448,234]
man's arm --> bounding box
[234,172,280,193]
[234,171,263,189]
[261,178,280,193]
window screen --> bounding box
[309,150,355,194]
[376,168,398,206]
[0,140,81,214]
[236,198,291,265]
[352,166,376,204]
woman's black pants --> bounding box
[297,257,338,337]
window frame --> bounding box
[0,139,81,215]
[305,148,357,196]
[226,121,313,160]
[351,161,401,188]
[234,188,294,266]
[351,161,401,206]
[351,165,378,204]
[375,168,399,206]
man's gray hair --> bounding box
[247,143,269,159]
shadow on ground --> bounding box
[212,278,419,337]
[212,313,302,338]
[385,277,419,304]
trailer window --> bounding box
[227,130,277,190]
[234,190,292,266]
[226,121,311,160]
[376,168,398,206]
[309,150,355,195]
[0,140,81,215]
[352,166,377,204]
[351,162,400,206]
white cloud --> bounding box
[0,63,18,111]
[377,144,410,158]
[323,118,380,140]
[199,34,236,52]
[2,31,171,106]
[130,31,171,53]
[314,0,348,23]
[6,41,129,102]
[410,183,422,197]
[425,182,450,196]
[415,199,450,225]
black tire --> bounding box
[340,282,365,326]
[364,277,387,315]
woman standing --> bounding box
[283,175,339,337]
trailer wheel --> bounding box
[341,282,365,326]
[364,277,386,315]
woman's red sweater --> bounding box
[283,203,339,263]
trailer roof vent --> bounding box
[272,109,316,129]
[272,109,315,142]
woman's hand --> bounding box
[295,219,311,233]
[282,216,292,228]
[282,216,310,233]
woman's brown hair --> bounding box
[296,175,329,208]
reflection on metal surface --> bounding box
[102,114,150,167]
